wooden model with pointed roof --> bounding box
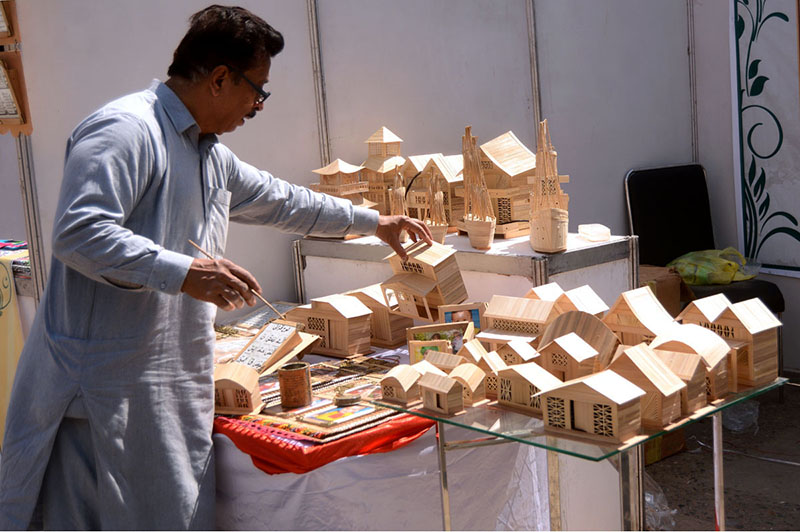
[284,294,372,358]
[676,293,732,328]
[539,310,620,373]
[477,295,561,350]
[650,323,729,401]
[607,343,686,430]
[461,126,497,249]
[425,351,465,373]
[412,359,448,378]
[477,349,507,400]
[380,364,422,405]
[419,372,464,415]
[310,158,372,207]
[456,338,488,365]
[362,126,406,214]
[681,297,780,387]
[602,286,676,345]
[530,119,570,253]
[345,284,414,348]
[402,153,464,228]
[538,332,599,382]
[525,282,609,318]
[449,363,486,406]
[495,339,540,366]
[540,370,646,443]
[213,362,263,415]
[497,362,562,415]
[652,348,708,415]
[381,240,467,323]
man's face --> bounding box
[216,58,271,135]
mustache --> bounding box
[246,109,258,119]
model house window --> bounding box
[547,396,566,428]
[400,261,424,274]
[499,377,512,401]
[486,375,498,392]
[383,385,395,398]
[705,375,712,396]
[528,384,541,409]
[592,403,613,437]
[234,389,250,409]
[492,318,539,335]
[497,198,512,224]
[551,352,568,367]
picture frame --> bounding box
[408,339,453,364]
[438,302,487,334]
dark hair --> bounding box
[168,5,284,80]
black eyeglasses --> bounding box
[226,65,270,104]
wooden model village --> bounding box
[213,120,782,447]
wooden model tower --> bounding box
[530,119,569,253]
[284,294,372,358]
[381,240,467,322]
[540,370,646,444]
[362,126,406,214]
[345,284,414,348]
[461,126,496,250]
[310,158,372,207]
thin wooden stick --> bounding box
[188,239,286,319]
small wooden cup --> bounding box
[278,362,312,409]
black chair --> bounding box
[625,163,785,395]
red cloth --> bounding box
[214,414,435,475]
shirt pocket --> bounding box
[205,187,231,257]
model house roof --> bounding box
[497,340,540,362]
[363,154,406,173]
[312,158,364,175]
[610,343,686,396]
[539,310,620,366]
[479,350,508,373]
[425,351,465,372]
[545,332,599,363]
[677,293,732,323]
[443,154,464,177]
[652,348,705,382]
[402,153,440,174]
[421,153,463,183]
[418,372,461,394]
[381,364,421,392]
[604,286,675,335]
[457,338,487,364]
[525,282,564,301]
[485,295,559,323]
[560,286,609,316]
[385,240,456,268]
[480,130,537,177]
[347,283,397,308]
[411,359,448,377]
[311,294,372,319]
[543,370,646,405]
[727,298,782,334]
[650,323,729,369]
[382,272,437,297]
[449,363,485,392]
[498,362,562,392]
[365,126,403,144]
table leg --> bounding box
[713,412,726,530]
[618,446,644,530]
[435,421,451,531]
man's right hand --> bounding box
[181,258,261,311]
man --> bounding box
[0,5,431,529]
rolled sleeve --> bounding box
[351,206,380,236]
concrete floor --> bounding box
[646,381,800,531]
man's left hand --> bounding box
[375,215,434,260]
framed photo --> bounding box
[406,320,475,356]
[408,339,453,364]
[438,302,487,334]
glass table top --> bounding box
[371,377,787,461]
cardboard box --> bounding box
[644,427,686,465]
[639,265,684,317]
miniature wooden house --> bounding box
[456,338,488,365]
[601,286,676,345]
[650,323,730,401]
[477,295,561,350]
[214,362,262,415]
[403,153,465,226]
[539,310,620,373]
[381,240,467,322]
[310,158,371,206]
[346,284,414,348]
[538,332,599,382]
[540,370,646,444]
[380,364,422,405]
[362,126,406,214]
[652,348,708,415]
[496,362,563,415]
[607,343,686,430]
[495,339,540,366]
[477,350,507,400]
[418,372,464,415]
[425,351,466,373]
[526,283,607,318]
[411,359,448,378]
[284,294,372,358]
[449,362,486,406]
[676,293,732,327]
[684,297,781,387]
[456,131,538,238]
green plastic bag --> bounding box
[666,247,756,286]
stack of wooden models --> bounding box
[423,172,449,243]
[530,119,569,253]
[461,126,496,250]
[362,126,406,214]
[387,169,409,243]
[310,158,374,208]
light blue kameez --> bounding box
[0,80,378,529]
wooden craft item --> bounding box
[408,339,453,364]
[478,295,560,350]
[456,338,488,365]
[310,158,372,207]
[345,284,414,348]
[448,363,486,406]
[403,152,464,228]
[234,319,302,374]
[537,332,599,381]
[496,362,562,415]
[538,310,620,373]
[362,126,406,215]
[601,285,676,345]
[424,350,466,373]
[380,364,422,405]
[424,175,449,243]
[278,362,313,409]
[388,168,409,242]
[439,301,487,334]
[462,126,496,250]
[495,339,540,366]
[213,362,263,416]
[652,348,708,415]
[284,294,373,358]
[477,350,507,400]
[529,119,569,253]
[539,370,645,444]
[418,372,464,415]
